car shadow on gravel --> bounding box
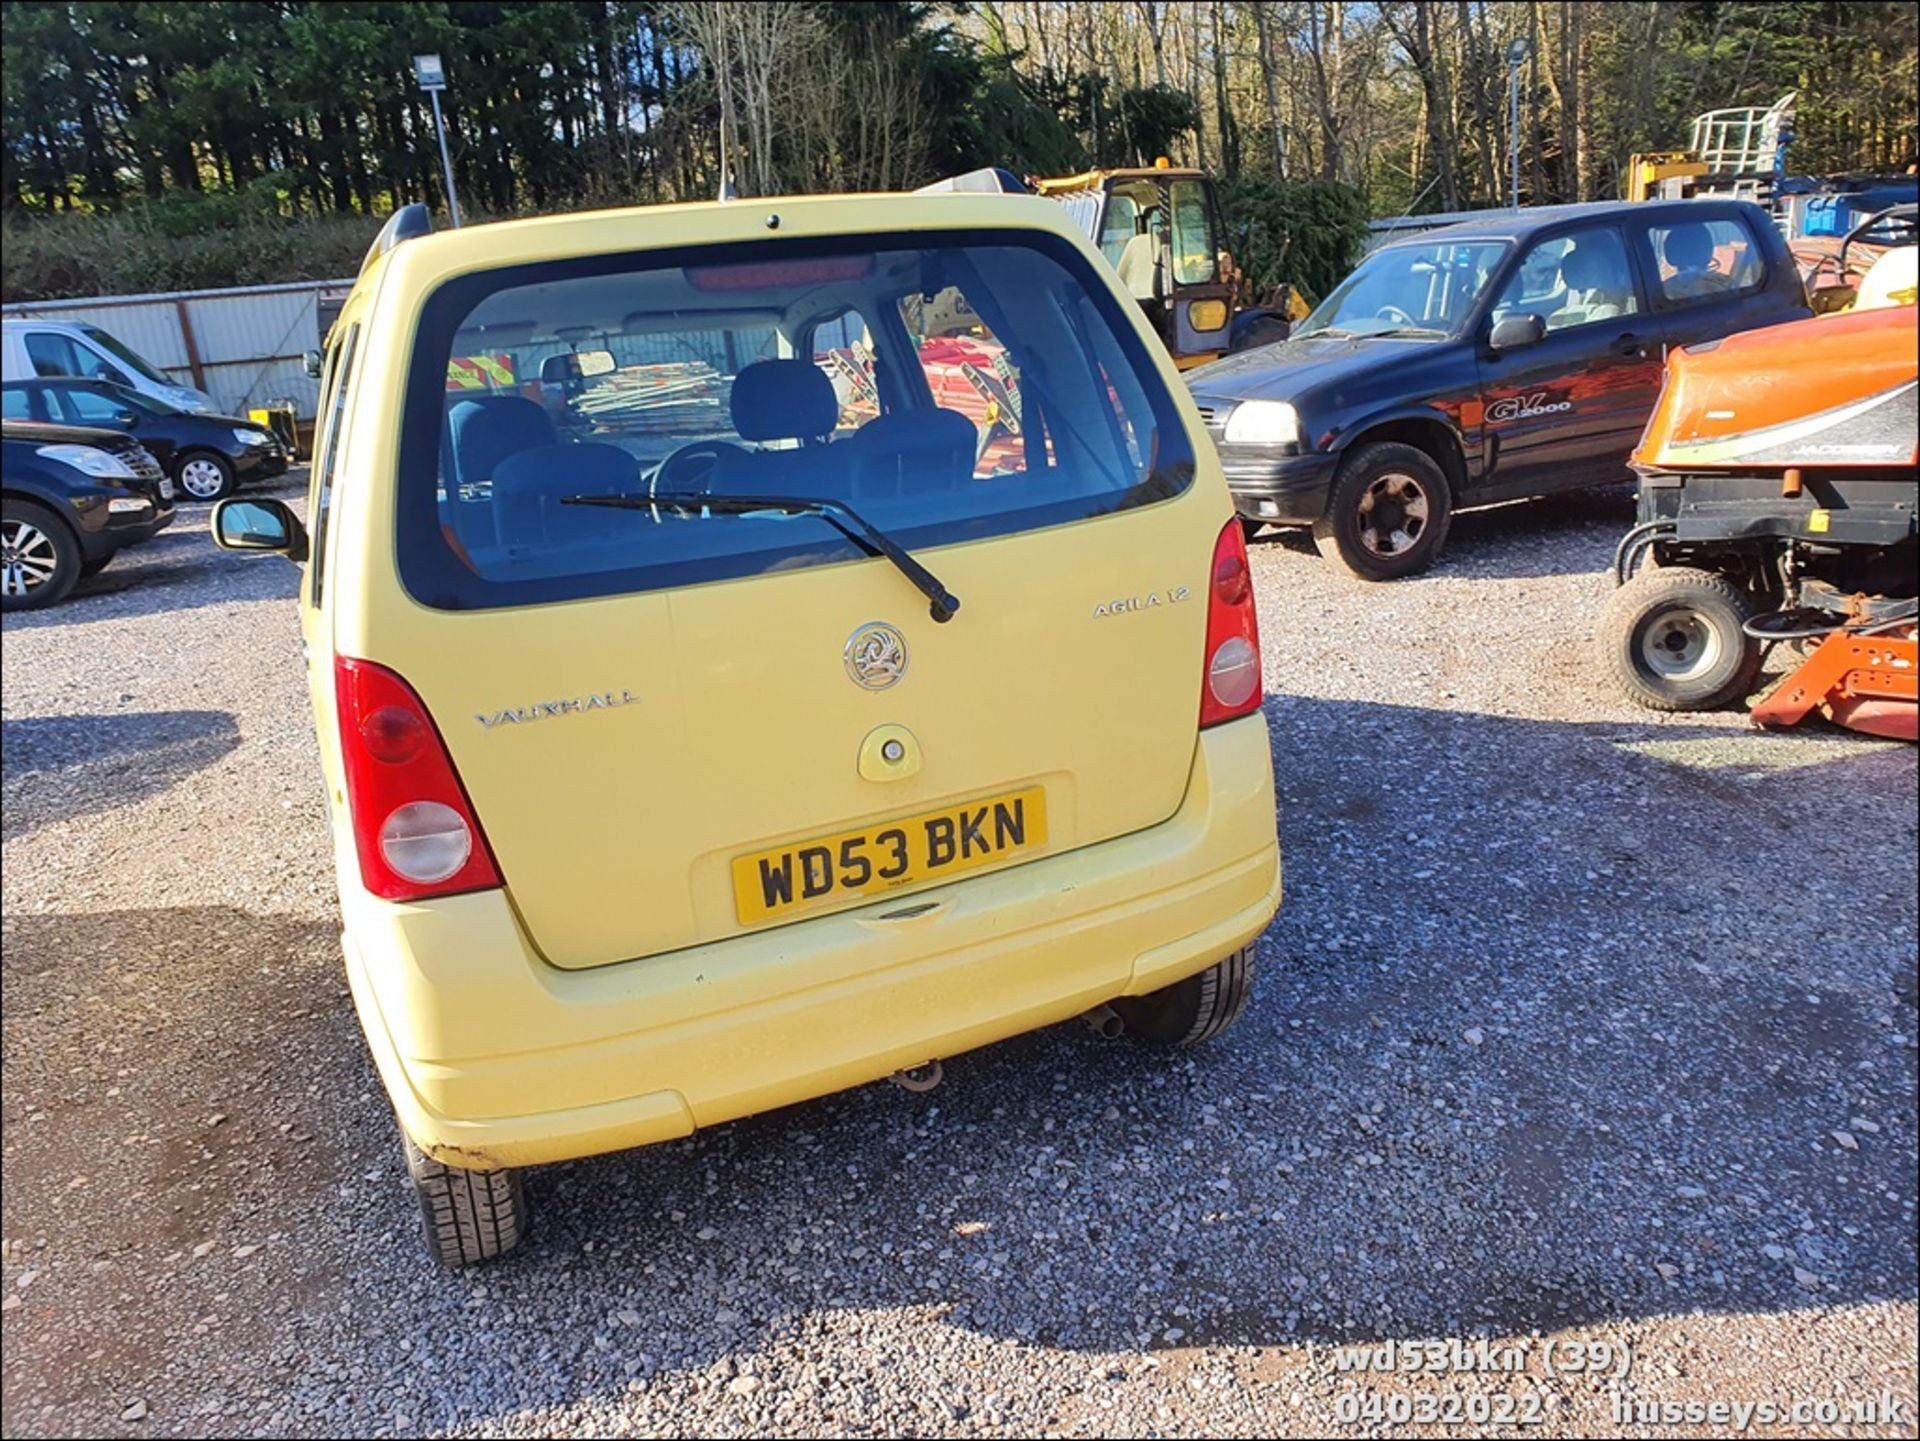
[1247,484,1636,580]
[0,529,301,631]
[461,698,1912,1388]
[1,710,241,841]
[2,703,1911,1431]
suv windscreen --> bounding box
[79,327,174,386]
[1296,239,1509,338]
[395,230,1192,611]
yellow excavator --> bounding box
[921,159,1303,367]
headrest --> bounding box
[1663,224,1715,269]
[1560,244,1611,288]
[729,359,837,443]
[448,395,555,479]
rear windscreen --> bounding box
[394,230,1193,610]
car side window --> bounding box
[1648,216,1766,305]
[308,324,361,606]
[55,387,126,424]
[1492,228,1640,333]
[24,333,81,378]
[1,388,32,420]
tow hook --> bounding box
[890,1059,944,1093]
[1080,1003,1124,1040]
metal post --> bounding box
[1506,38,1530,211]
[1509,62,1521,209]
[428,88,461,228]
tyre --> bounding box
[2,498,82,610]
[175,450,237,502]
[1111,946,1255,1047]
[402,1134,528,1266]
[1598,566,1763,712]
[80,553,114,578]
[1312,442,1453,581]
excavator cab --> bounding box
[1031,162,1248,368]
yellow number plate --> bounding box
[732,786,1048,925]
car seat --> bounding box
[716,360,840,497]
[1661,224,1731,297]
[448,395,556,490]
[848,407,978,501]
[491,441,643,549]
[1551,243,1633,329]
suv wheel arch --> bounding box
[1335,415,1468,498]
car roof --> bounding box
[351,191,1087,308]
[1,418,135,446]
[1377,199,1761,249]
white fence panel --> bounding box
[4,277,353,420]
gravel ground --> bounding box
[3,480,1915,1439]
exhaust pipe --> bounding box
[1080,1003,1125,1040]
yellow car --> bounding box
[213,191,1282,1265]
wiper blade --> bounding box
[1299,327,1355,339]
[564,490,961,623]
[1372,327,1447,338]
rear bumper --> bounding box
[342,714,1283,1171]
[1220,446,1338,524]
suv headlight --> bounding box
[36,443,136,479]
[232,427,273,447]
[1223,400,1300,445]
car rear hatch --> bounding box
[365,217,1226,970]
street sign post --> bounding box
[414,54,461,227]
[1506,37,1531,211]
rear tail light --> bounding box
[335,657,501,901]
[1200,518,1264,727]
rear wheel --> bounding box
[175,450,236,502]
[402,1134,528,1266]
[1112,946,1255,1047]
[1313,442,1453,581]
[2,498,82,610]
[1598,566,1763,711]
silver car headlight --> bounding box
[232,428,273,447]
[36,443,136,479]
[1222,400,1300,445]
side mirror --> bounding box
[211,496,308,563]
[302,350,324,380]
[1488,312,1547,351]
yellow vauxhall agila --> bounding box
[214,190,1282,1265]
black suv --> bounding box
[1190,199,1811,579]
[2,420,176,608]
[1,377,288,502]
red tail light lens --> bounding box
[1200,518,1264,727]
[335,657,502,901]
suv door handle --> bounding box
[1615,333,1648,358]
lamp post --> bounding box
[414,54,461,228]
[1506,37,1530,210]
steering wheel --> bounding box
[648,439,745,497]
[1374,304,1417,326]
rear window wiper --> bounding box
[564,490,961,623]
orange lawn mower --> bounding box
[1598,304,1918,739]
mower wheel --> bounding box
[1598,566,1764,712]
